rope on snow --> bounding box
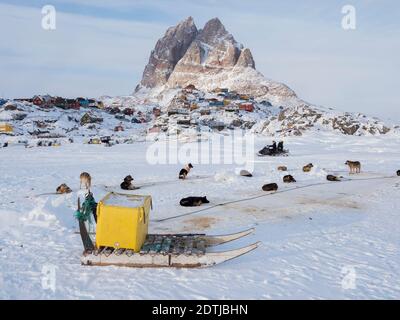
[155,175,396,223]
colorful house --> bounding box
[88,99,99,108]
[213,88,229,93]
[123,108,135,116]
[54,97,67,109]
[148,126,161,134]
[200,109,211,116]
[184,84,196,92]
[0,123,13,134]
[239,103,254,112]
[225,104,239,112]
[32,95,43,106]
[209,101,224,107]
[32,95,53,107]
[114,124,124,132]
[0,98,7,106]
[152,107,161,117]
[66,99,80,110]
[77,97,89,108]
[208,120,225,131]
[168,108,189,116]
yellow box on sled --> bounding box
[96,192,152,252]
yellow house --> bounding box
[0,123,13,133]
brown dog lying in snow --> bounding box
[302,163,314,172]
[283,175,296,183]
[56,183,72,194]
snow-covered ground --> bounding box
[0,132,400,299]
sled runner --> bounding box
[76,192,259,268]
[80,230,259,268]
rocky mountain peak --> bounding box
[236,48,255,69]
[165,16,195,36]
[197,17,234,46]
[137,17,198,90]
[136,17,295,99]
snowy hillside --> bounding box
[0,91,397,151]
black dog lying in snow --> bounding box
[326,175,341,182]
[397,170,400,176]
[262,183,278,192]
[180,196,209,207]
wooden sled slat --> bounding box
[80,242,261,268]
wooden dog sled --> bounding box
[77,193,259,268]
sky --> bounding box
[0,0,399,120]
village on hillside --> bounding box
[0,83,394,149]
[0,85,277,146]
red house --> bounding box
[66,99,80,110]
[148,126,161,133]
[184,84,196,93]
[153,107,161,117]
[32,95,45,106]
[32,95,53,107]
[239,103,254,112]
[123,108,135,116]
[114,124,124,132]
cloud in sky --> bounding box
[0,0,399,120]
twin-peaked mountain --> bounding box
[136,17,295,100]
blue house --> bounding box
[0,98,7,106]
[77,97,89,108]
[209,101,224,107]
